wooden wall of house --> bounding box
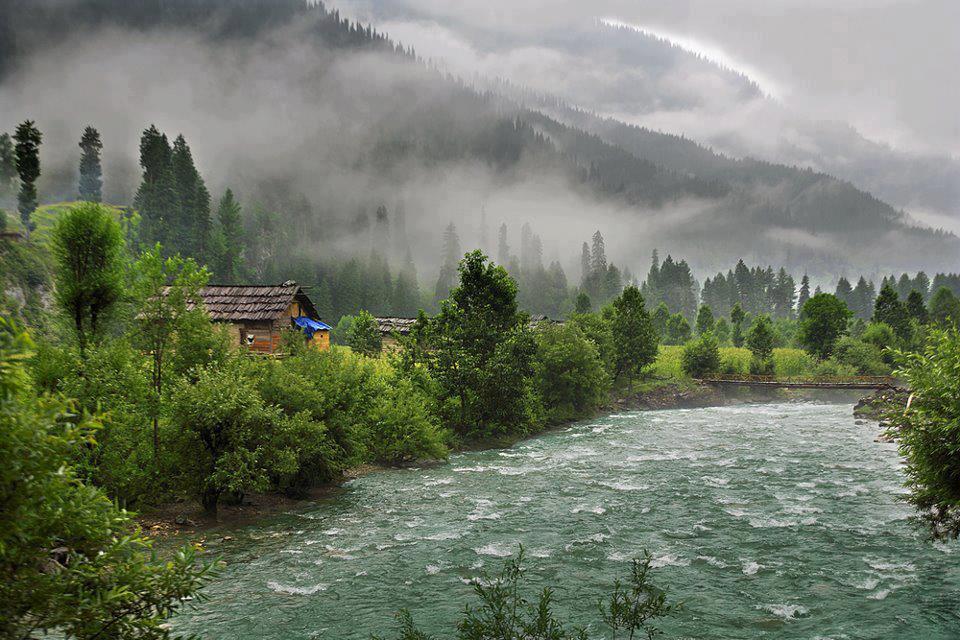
[311,330,330,351]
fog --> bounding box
[0,2,957,285]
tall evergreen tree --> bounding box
[497,223,509,266]
[0,133,17,200]
[77,126,103,202]
[906,289,928,324]
[170,134,211,260]
[434,222,461,301]
[610,285,658,384]
[13,120,42,231]
[797,274,811,312]
[590,230,607,275]
[580,242,591,287]
[695,304,715,335]
[133,125,177,247]
[873,283,911,341]
[214,189,243,283]
[730,302,746,348]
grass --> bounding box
[8,202,138,246]
[652,344,815,379]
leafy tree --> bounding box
[169,356,277,514]
[77,126,103,202]
[610,285,658,385]
[574,291,592,314]
[695,304,715,335]
[535,323,608,422]
[892,328,960,538]
[429,250,540,436]
[906,289,929,324]
[798,293,851,359]
[50,203,125,357]
[568,311,615,375]
[746,314,776,374]
[13,120,42,231]
[132,245,209,464]
[0,318,211,638]
[730,302,746,347]
[348,309,382,356]
[873,283,910,341]
[214,188,243,282]
[681,332,720,377]
[833,336,888,376]
[929,287,960,327]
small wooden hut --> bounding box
[195,281,330,353]
[375,316,419,350]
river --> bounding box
[172,401,960,638]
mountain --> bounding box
[0,0,956,281]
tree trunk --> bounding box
[201,488,220,517]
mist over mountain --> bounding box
[0,0,956,285]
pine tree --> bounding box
[906,290,928,324]
[373,204,390,254]
[580,242,591,286]
[497,223,509,265]
[214,189,243,283]
[13,120,42,232]
[133,125,177,247]
[696,304,715,335]
[835,277,853,308]
[170,134,211,260]
[873,283,910,341]
[798,275,811,311]
[77,126,103,202]
[434,222,461,301]
[590,230,607,275]
[0,133,18,200]
[730,302,746,348]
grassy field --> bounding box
[652,345,815,379]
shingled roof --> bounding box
[188,282,319,322]
[375,317,419,335]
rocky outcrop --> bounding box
[854,388,910,423]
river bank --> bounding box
[139,380,874,539]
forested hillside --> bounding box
[0,0,956,300]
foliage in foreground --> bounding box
[376,549,679,640]
[0,318,212,639]
[891,328,960,539]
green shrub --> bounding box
[833,337,890,376]
[681,333,721,377]
[772,348,814,377]
[718,347,751,374]
[535,323,609,422]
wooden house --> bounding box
[375,316,419,350]
[194,282,330,354]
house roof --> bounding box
[375,316,419,335]
[187,282,320,322]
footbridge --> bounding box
[695,374,897,390]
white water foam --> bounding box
[267,581,327,596]
[757,603,808,620]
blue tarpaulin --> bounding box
[293,316,331,337]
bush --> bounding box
[365,372,448,465]
[833,337,890,376]
[535,323,609,422]
[681,333,720,377]
[348,309,382,356]
[718,347,751,374]
[812,357,857,378]
[772,348,814,377]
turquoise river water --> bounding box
[173,401,960,639]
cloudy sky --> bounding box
[340,0,958,154]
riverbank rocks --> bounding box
[611,383,724,411]
[854,389,909,422]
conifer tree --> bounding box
[574,291,592,314]
[797,274,811,312]
[590,230,607,275]
[610,285,658,385]
[730,302,746,348]
[170,134,211,260]
[434,222,461,301]
[77,126,103,202]
[133,125,177,247]
[873,283,910,341]
[0,133,17,200]
[906,290,928,324]
[497,223,509,266]
[13,120,42,231]
[695,304,715,335]
[215,188,243,282]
